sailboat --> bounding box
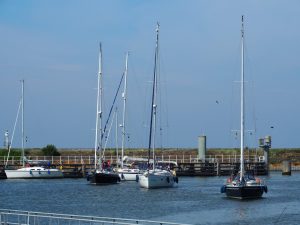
[88,43,120,184]
[138,23,178,188]
[115,52,143,181]
[5,80,63,179]
[221,16,268,199]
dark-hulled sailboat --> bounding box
[221,16,267,199]
[88,43,120,184]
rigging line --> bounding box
[157,46,163,151]
[243,33,257,149]
[5,100,22,168]
[148,22,159,169]
[101,72,124,142]
[102,107,117,158]
[157,35,170,148]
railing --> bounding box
[0,209,191,225]
[0,154,265,166]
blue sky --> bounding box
[0,1,299,149]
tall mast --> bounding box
[21,79,25,167]
[148,22,159,170]
[121,52,129,169]
[240,16,245,180]
[95,43,103,170]
[115,107,119,167]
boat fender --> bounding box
[135,174,139,182]
[121,173,125,179]
[174,176,178,183]
[264,185,268,193]
[38,170,41,174]
[87,175,90,181]
[220,185,226,193]
[30,170,32,175]
[48,170,50,175]
[118,177,121,182]
[166,177,170,183]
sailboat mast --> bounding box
[240,16,245,180]
[115,107,119,167]
[121,52,129,169]
[148,23,159,170]
[21,79,25,167]
[95,43,103,170]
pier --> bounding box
[0,154,269,177]
[0,209,191,225]
[176,162,267,176]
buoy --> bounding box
[220,185,226,193]
[166,177,170,183]
[121,173,125,179]
[135,174,139,182]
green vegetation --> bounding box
[0,148,22,157]
[41,144,60,156]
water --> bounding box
[1,172,300,225]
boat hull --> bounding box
[138,170,177,189]
[224,185,266,199]
[5,168,63,179]
[88,172,120,184]
[117,168,142,181]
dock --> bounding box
[176,162,268,176]
[0,154,269,178]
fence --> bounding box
[0,154,265,166]
[0,209,191,225]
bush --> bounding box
[41,144,60,156]
[0,148,22,157]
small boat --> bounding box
[5,80,63,179]
[88,43,120,184]
[138,23,178,189]
[5,167,63,179]
[221,16,267,199]
[138,169,177,189]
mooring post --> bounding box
[259,136,271,175]
[216,162,220,176]
[82,164,86,177]
[282,160,291,175]
[198,135,206,162]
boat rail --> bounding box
[0,209,192,225]
[0,154,264,166]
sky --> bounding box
[0,0,299,149]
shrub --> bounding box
[41,144,60,156]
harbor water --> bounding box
[1,172,300,225]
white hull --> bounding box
[117,168,141,181]
[5,167,63,179]
[138,169,176,188]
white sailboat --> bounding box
[88,43,120,184]
[5,80,63,179]
[221,16,267,199]
[138,23,178,188]
[116,52,143,181]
